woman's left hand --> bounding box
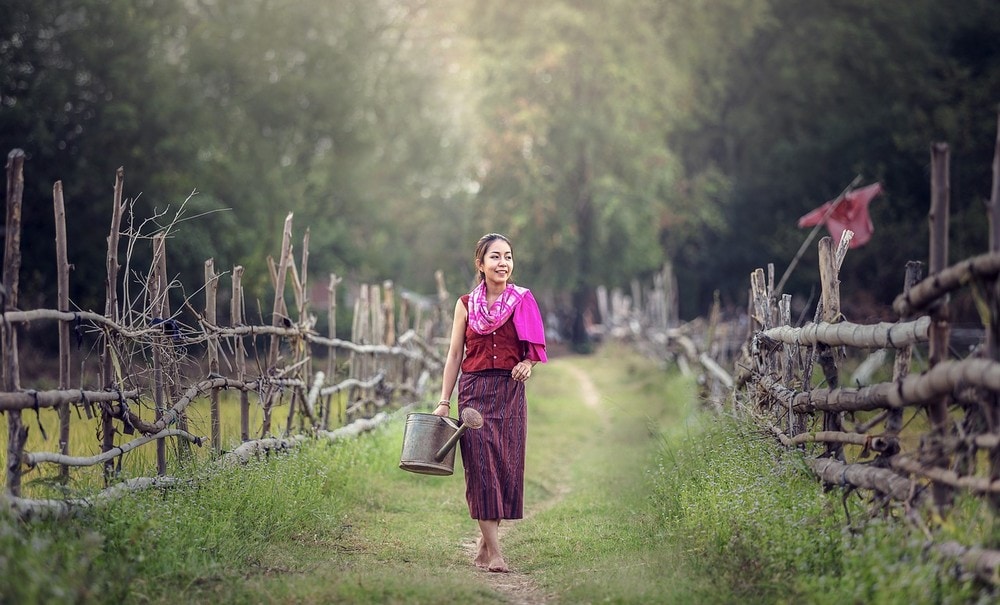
[512,360,532,382]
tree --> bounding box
[464,0,678,349]
[1,0,191,311]
[655,0,1000,318]
[1,0,476,322]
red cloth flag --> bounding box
[797,182,883,248]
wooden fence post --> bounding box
[297,229,312,432]
[53,181,72,480]
[350,285,372,415]
[149,233,168,475]
[231,265,250,442]
[101,167,125,481]
[384,280,396,347]
[263,213,293,437]
[324,273,341,429]
[927,142,954,510]
[887,261,922,437]
[817,237,843,460]
[747,268,770,418]
[3,149,26,496]
[988,109,1000,512]
[205,259,221,455]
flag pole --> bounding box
[774,174,863,299]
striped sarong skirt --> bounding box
[458,369,527,520]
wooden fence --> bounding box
[600,119,1000,585]
[1,150,449,519]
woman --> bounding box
[433,233,547,573]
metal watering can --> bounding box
[399,407,484,476]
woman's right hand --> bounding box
[433,401,451,417]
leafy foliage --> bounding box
[3,0,1000,327]
[656,0,1000,316]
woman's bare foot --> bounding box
[487,556,509,573]
[473,537,490,569]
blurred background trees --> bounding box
[3,0,1000,348]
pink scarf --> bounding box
[467,282,547,362]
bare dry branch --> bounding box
[25,429,204,468]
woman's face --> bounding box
[477,239,513,286]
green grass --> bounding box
[2,392,348,498]
[653,411,996,604]
[1,343,998,603]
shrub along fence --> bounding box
[1,149,448,520]
[602,119,1000,586]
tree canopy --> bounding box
[3,0,1000,341]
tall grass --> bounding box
[652,413,997,604]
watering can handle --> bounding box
[434,407,484,462]
[434,425,467,462]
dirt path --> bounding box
[461,359,603,604]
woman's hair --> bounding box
[474,233,513,283]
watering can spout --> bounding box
[434,407,484,462]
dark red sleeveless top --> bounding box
[460,294,525,373]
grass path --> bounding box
[0,344,703,604]
[495,347,702,603]
[236,344,703,604]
